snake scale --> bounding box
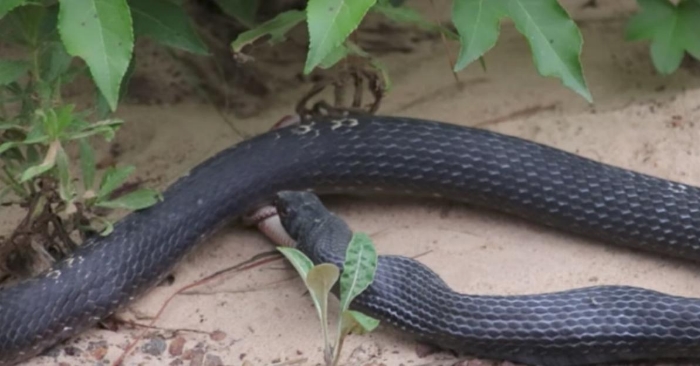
[1,115,700,365]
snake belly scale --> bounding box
[0,115,700,365]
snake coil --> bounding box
[0,115,699,365]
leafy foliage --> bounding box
[130,0,208,55]
[305,0,377,74]
[625,0,700,74]
[278,232,380,366]
[230,0,593,101]
[57,0,134,112]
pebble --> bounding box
[169,336,186,356]
[142,337,167,356]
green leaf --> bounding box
[96,188,161,210]
[452,0,505,71]
[505,0,592,102]
[213,0,259,28]
[79,138,96,191]
[0,142,20,156]
[129,0,208,55]
[57,0,134,112]
[0,60,29,85]
[306,263,340,348]
[69,118,123,140]
[96,54,134,119]
[305,0,377,74]
[231,9,305,53]
[625,0,700,74]
[0,0,25,19]
[373,1,458,39]
[55,143,74,202]
[318,43,349,69]
[340,310,379,336]
[97,165,135,198]
[20,140,60,182]
[39,41,73,82]
[277,247,315,280]
[339,232,378,312]
[92,215,114,236]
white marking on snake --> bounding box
[47,270,61,279]
[330,118,359,130]
[291,125,313,135]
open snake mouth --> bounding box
[244,204,296,248]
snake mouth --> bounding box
[244,203,297,248]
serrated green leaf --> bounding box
[319,43,349,69]
[452,0,505,71]
[373,2,458,40]
[79,139,96,191]
[505,0,591,102]
[213,0,259,28]
[130,0,208,55]
[20,140,59,182]
[306,263,340,341]
[0,0,25,19]
[339,232,378,312]
[97,165,134,198]
[305,0,376,74]
[96,188,160,210]
[625,0,700,74]
[55,143,74,201]
[340,310,379,336]
[57,0,134,111]
[96,55,134,119]
[277,247,314,279]
[0,60,29,85]
[231,9,305,53]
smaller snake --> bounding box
[249,190,700,366]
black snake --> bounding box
[1,115,700,365]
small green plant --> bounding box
[278,232,380,366]
[0,0,200,272]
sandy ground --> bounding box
[6,0,700,365]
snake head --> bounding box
[273,190,329,243]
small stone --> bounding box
[44,346,62,358]
[170,359,184,366]
[203,354,224,366]
[188,349,205,366]
[59,363,71,366]
[209,330,227,341]
[90,345,108,360]
[64,346,82,356]
[414,343,439,358]
[169,336,186,356]
[142,337,167,356]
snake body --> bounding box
[1,115,700,365]
[273,190,700,366]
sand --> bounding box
[6,0,700,365]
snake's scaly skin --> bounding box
[274,191,700,366]
[1,116,700,365]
